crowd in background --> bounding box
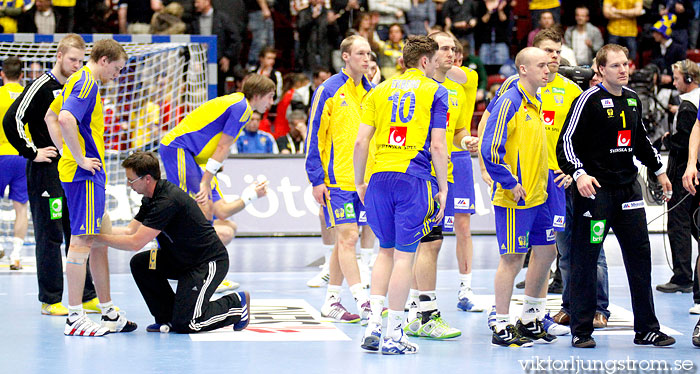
[2,0,700,154]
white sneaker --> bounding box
[216,279,240,293]
[65,315,109,336]
[101,311,138,333]
[307,265,330,288]
[358,259,371,289]
[690,304,700,315]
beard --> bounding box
[59,63,75,79]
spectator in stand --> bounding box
[212,0,247,49]
[651,16,687,86]
[377,23,405,78]
[88,0,120,33]
[661,0,694,49]
[18,0,56,34]
[528,0,560,25]
[291,68,331,114]
[273,73,309,139]
[475,0,511,67]
[527,10,554,47]
[245,0,275,68]
[353,12,381,51]
[443,0,477,52]
[119,0,160,34]
[250,47,284,102]
[460,39,487,102]
[603,0,643,62]
[331,0,367,40]
[235,111,279,154]
[564,6,603,67]
[51,0,76,32]
[150,1,186,34]
[194,0,241,97]
[367,0,410,40]
[297,0,337,73]
[405,0,435,36]
[0,0,24,33]
[690,0,700,49]
[277,110,307,154]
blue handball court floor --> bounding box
[1,234,699,374]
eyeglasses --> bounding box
[127,175,144,185]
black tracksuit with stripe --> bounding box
[130,179,243,333]
[556,83,664,339]
[2,72,97,304]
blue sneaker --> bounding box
[382,330,419,355]
[146,322,171,333]
[233,291,250,331]
[361,323,382,351]
[487,305,497,331]
[542,313,570,336]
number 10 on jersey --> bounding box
[388,91,416,123]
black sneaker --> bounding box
[492,324,534,347]
[693,323,700,348]
[516,319,557,344]
[515,280,526,289]
[634,330,675,346]
[572,335,596,348]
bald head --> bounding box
[515,47,550,91]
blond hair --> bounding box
[57,33,86,55]
[89,39,128,63]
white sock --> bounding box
[324,285,342,307]
[68,304,84,322]
[98,301,118,319]
[459,273,472,290]
[522,295,546,324]
[10,237,23,259]
[408,289,420,309]
[387,309,404,339]
[369,295,385,325]
[350,283,368,311]
[323,244,334,268]
[419,291,438,317]
[495,314,510,332]
[360,247,374,266]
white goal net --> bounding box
[0,34,215,249]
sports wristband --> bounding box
[460,136,470,151]
[240,186,259,206]
[573,169,586,182]
[205,158,222,174]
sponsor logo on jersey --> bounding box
[388,126,407,146]
[590,220,606,243]
[455,198,470,209]
[446,112,451,127]
[601,99,614,108]
[49,197,63,220]
[607,108,614,117]
[583,211,592,218]
[617,130,631,147]
[344,202,356,219]
[553,215,565,228]
[260,137,267,144]
[621,200,644,210]
[334,208,345,219]
[554,95,564,105]
[359,211,367,223]
[53,89,61,98]
[525,114,532,121]
[627,98,637,106]
[543,110,555,126]
[546,228,555,241]
[340,100,348,107]
[553,87,565,94]
[445,216,454,230]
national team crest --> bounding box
[617,130,631,147]
[542,110,555,126]
[389,126,407,146]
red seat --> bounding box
[487,74,506,89]
[688,49,700,63]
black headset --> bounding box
[679,60,694,84]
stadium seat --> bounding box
[688,49,700,63]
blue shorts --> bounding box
[61,180,105,236]
[365,172,439,252]
[323,188,368,228]
[451,152,476,214]
[546,170,566,231]
[494,203,555,255]
[0,155,28,203]
[160,144,221,202]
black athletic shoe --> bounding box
[693,322,700,348]
[516,319,557,344]
[572,335,596,348]
[548,280,563,294]
[634,330,675,346]
[515,280,526,289]
[492,324,534,347]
